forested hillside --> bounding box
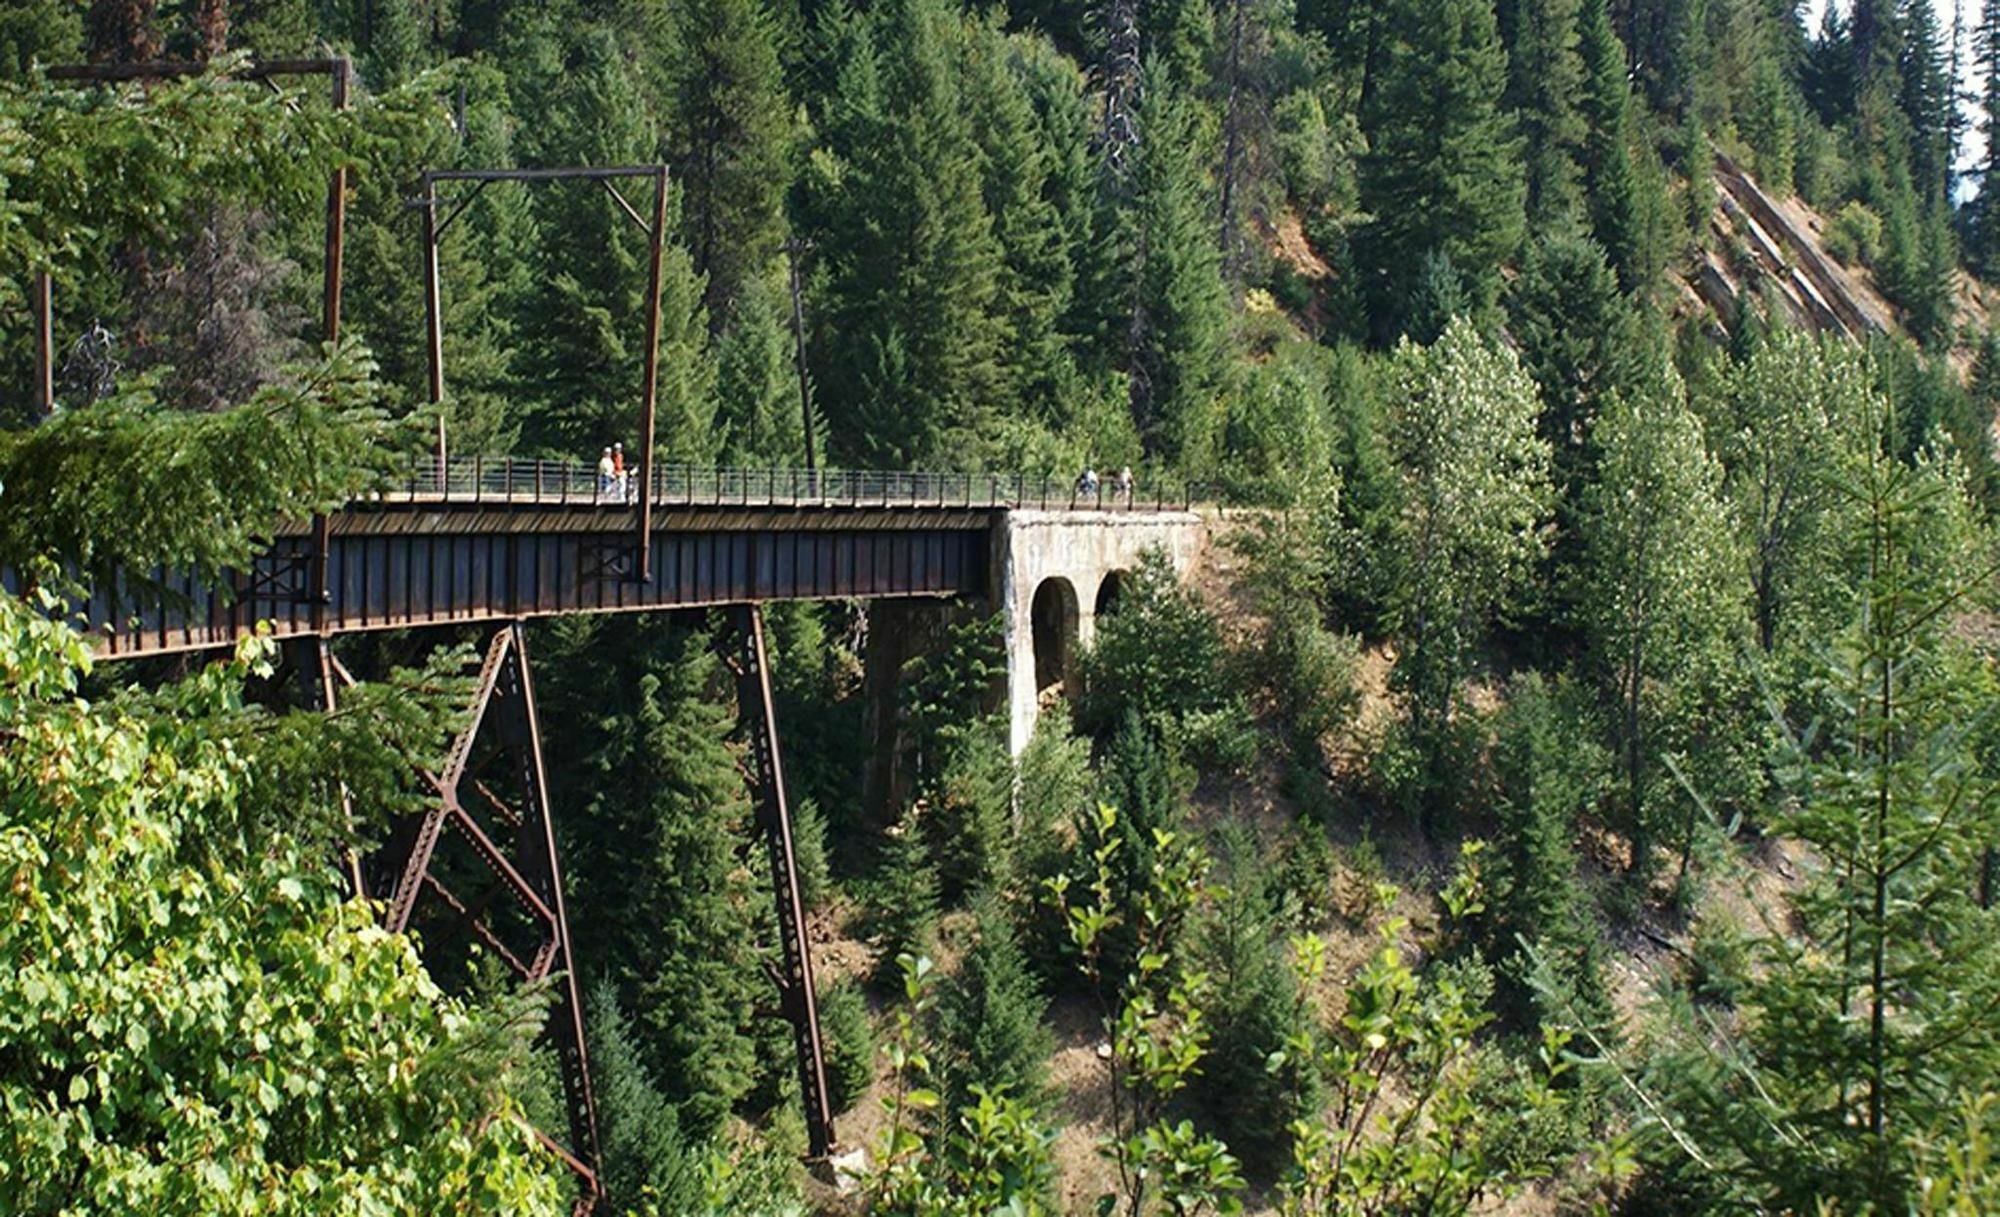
[5,0,2000,1214]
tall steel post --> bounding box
[290,636,367,899]
[31,270,53,416]
[371,625,603,1209]
[322,60,349,347]
[421,169,447,485]
[635,166,668,582]
[312,59,348,623]
[729,604,836,1159]
[782,236,817,474]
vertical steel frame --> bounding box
[31,270,53,416]
[727,604,837,1159]
[289,634,368,899]
[416,166,670,581]
[372,624,603,1210]
[37,58,352,413]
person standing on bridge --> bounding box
[1076,467,1098,503]
[611,443,627,501]
[598,447,616,498]
[1116,465,1133,504]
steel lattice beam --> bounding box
[727,604,837,1159]
[371,623,603,1211]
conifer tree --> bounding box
[812,0,1005,467]
[1900,0,1953,202]
[1486,673,1608,1032]
[873,805,942,986]
[1122,59,1232,470]
[1577,0,1649,292]
[587,979,699,1211]
[939,893,1055,1111]
[1356,0,1525,342]
[515,28,720,458]
[669,0,794,323]
[548,623,768,1140]
[1742,54,1798,192]
[715,270,806,464]
[360,0,423,90]
[961,17,1077,423]
[818,977,876,1112]
[1802,2,1858,123]
[1507,228,1641,497]
[1972,0,2000,273]
[1507,0,1588,224]
[1186,825,1315,1176]
[0,0,81,77]
[1402,249,1472,345]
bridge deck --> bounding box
[37,461,1187,659]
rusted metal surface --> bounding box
[60,512,990,659]
[31,271,52,416]
[636,166,668,582]
[39,57,354,419]
[415,166,672,573]
[727,604,836,1159]
[288,635,366,899]
[370,625,603,1210]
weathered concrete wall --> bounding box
[994,509,1207,755]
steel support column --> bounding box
[289,635,366,899]
[31,270,52,417]
[371,625,603,1211]
[635,166,667,582]
[420,169,447,480]
[727,604,836,1159]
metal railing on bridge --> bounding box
[374,456,1199,512]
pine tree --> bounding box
[1185,825,1315,1177]
[587,979,700,1211]
[1506,228,1641,497]
[1356,0,1525,342]
[1122,59,1232,471]
[818,977,876,1112]
[1507,0,1588,224]
[1802,2,1857,124]
[546,622,769,1140]
[1486,673,1608,1033]
[939,893,1055,1111]
[1742,54,1798,192]
[0,0,82,78]
[812,0,1006,467]
[1011,33,1096,336]
[1577,0,1649,292]
[714,269,806,464]
[961,19,1079,424]
[670,0,794,323]
[1900,0,1953,202]
[1972,0,2000,273]
[514,28,718,460]
[873,804,941,986]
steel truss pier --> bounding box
[303,609,837,1211]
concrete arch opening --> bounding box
[1094,569,1129,619]
[1031,577,1081,698]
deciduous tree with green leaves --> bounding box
[1575,384,1742,876]
[1379,317,1553,832]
